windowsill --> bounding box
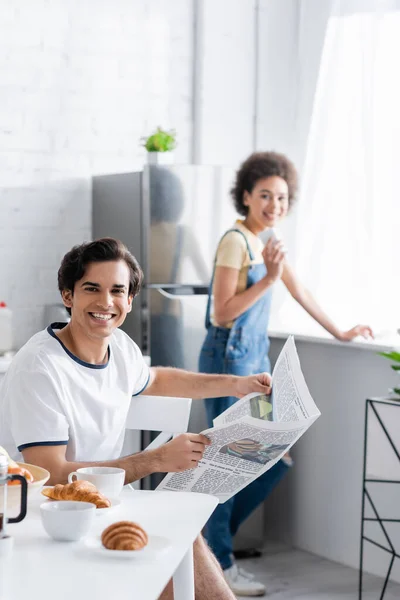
[268,328,400,353]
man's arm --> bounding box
[22,433,211,486]
[145,367,272,400]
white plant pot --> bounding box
[147,151,174,166]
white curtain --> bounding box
[273,0,400,336]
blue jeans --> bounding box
[204,461,289,569]
[199,326,289,570]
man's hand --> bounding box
[235,372,272,398]
[155,433,211,473]
[338,325,374,342]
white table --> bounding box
[2,488,218,600]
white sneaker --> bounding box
[223,563,266,597]
[238,565,255,580]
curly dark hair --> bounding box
[231,151,298,216]
[58,238,143,315]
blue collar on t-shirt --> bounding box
[47,322,110,369]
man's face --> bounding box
[62,260,133,340]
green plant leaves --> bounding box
[141,127,177,152]
[378,351,400,362]
[378,351,400,395]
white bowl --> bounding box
[40,501,95,541]
[0,462,50,517]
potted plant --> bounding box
[141,127,177,165]
[378,350,400,396]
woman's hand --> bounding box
[337,325,374,342]
[262,238,286,283]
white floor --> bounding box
[235,543,400,599]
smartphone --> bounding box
[262,228,287,253]
[263,228,278,245]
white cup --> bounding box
[40,501,95,541]
[67,466,125,498]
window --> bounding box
[273,6,400,335]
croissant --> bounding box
[101,521,148,551]
[42,480,111,508]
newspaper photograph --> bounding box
[156,336,321,503]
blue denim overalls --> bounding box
[198,228,289,570]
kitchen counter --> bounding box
[262,335,400,583]
[269,328,399,353]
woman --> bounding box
[198,151,372,597]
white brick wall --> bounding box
[0,0,194,348]
[1,0,264,349]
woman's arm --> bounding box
[213,265,274,325]
[281,262,373,341]
[213,238,285,326]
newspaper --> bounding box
[156,336,320,503]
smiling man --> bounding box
[0,237,273,600]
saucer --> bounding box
[84,534,171,559]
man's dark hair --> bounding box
[231,151,298,216]
[58,238,143,314]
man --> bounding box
[0,238,272,599]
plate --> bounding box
[84,534,171,559]
[2,463,50,513]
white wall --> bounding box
[256,0,332,170]
[1,0,262,349]
[0,0,193,348]
[256,0,299,158]
[194,0,257,166]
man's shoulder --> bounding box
[9,328,59,375]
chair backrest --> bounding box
[125,395,192,434]
[124,396,193,479]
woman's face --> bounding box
[243,176,289,232]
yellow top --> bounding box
[211,220,264,328]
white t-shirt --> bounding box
[0,324,150,462]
